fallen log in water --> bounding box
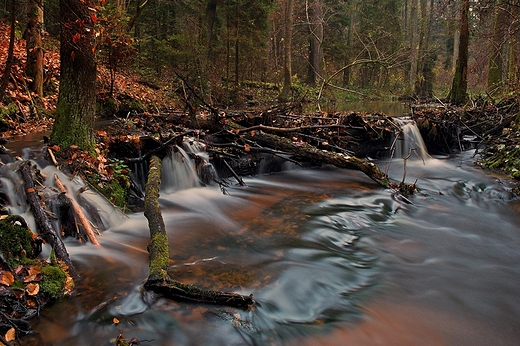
[244,133,392,188]
[19,161,77,277]
[54,175,100,246]
[143,156,255,308]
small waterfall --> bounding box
[392,117,430,161]
[160,136,221,193]
[0,161,125,236]
[160,145,202,193]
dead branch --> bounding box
[236,124,351,134]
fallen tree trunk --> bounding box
[245,133,392,188]
[143,156,255,308]
[20,162,77,277]
[54,175,100,246]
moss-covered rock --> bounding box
[40,265,67,299]
[0,216,36,266]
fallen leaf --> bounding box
[5,327,15,342]
[26,283,40,296]
[0,271,14,286]
[244,144,251,152]
[113,317,120,324]
[27,265,41,276]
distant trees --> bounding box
[3,0,520,119]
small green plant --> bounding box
[87,158,130,209]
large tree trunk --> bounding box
[24,0,44,97]
[143,156,255,308]
[448,0,469,105]
[279,0,294,101]
[51,0,97,150]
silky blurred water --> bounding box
[0,148,506,345]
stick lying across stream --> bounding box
[143,155,255,308]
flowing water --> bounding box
[2,125,520,346]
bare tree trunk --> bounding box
[408,0,419,94]
[306,0,323,86]
[448,0,469,105]
[0,0,16,101]
[279,0,294,101]
[24,0,44,97]
[343,1,355,87]
[205,0,218,61]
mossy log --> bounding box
[246,133,391,188]
[143,156,255,309]
[19,162,77,277]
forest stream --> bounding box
[1,117,520,346]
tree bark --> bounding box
[143,156,254,308]
[51,0,97,150]
[306,0,323,86]
[448,0,469,105]
[20,162,77,277]
[205,0,218,61]
[279,0,294,101]
[25,0,44,97]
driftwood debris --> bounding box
[54,175,100,246]
[142,156,255,308]
[19,162,77,277]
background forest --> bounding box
[2,0,519,106]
